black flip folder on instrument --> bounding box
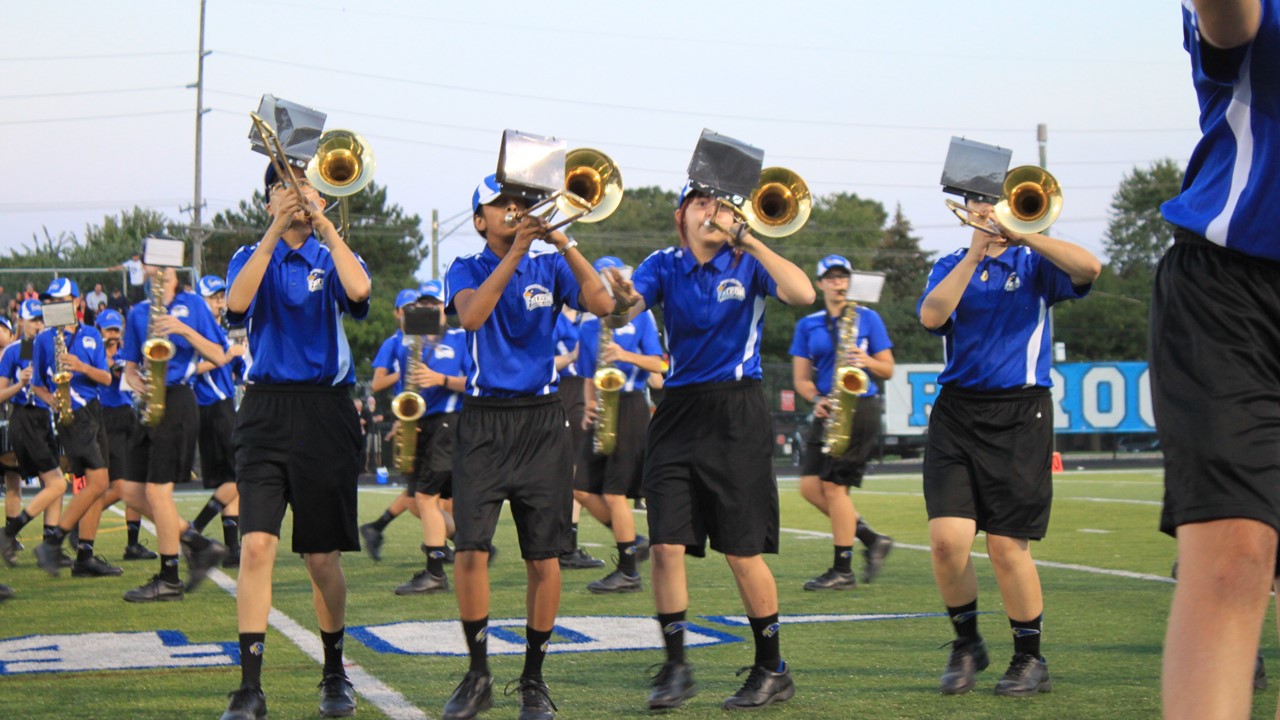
[940,137,1012,205]
[687,129,765,205]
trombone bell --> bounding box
[306,129,376,197]
[555,148,624,225]
[994,165,1062,235]
[743,167,811,238]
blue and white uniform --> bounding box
[0,341,47,410]
[32,324,108,409]
[789,307,892,398]
[404,328,470,417]
[119,294,224,388]
[575,310,664,392]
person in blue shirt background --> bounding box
[607,182,815,711]
[1155,2,1280,717]
[917,196,1099,697]
[220,159,371,720]
[439,173,618,720]
[790,254,896,592]
[553,305,607,572]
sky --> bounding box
[1,0,1200,281]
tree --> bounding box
[1103,159,1184,278]
[873,204,938,363]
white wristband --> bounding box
[558,238,578,256]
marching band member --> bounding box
[917,197,1099,696]
[607,182,814,710]
[790,255,895,590]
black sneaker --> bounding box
[587,568,642,594]
[441,670,493,720]
[319,673,357,717]
[221,686,267,720]
[993,653,1051,696]
[395,569,449,595]
[803,568,856,591]
[0,583,13,601]
[634,534,651,563]
[72,554,124,577]
[58,549,74,568]
[123,542,158,561]
[223,547,241,569]
[723,663,796,710]
[648,661,697,710]
[183,538,228,592]
[559,546,604,570]
[863,534,894,583]
[939,637,989,695]
[0,533,18,567]
[33,542,62,577]
[505,676,557,720]
[361,523,384,561]
[1256,652,1268,691]
[123,574,184,603]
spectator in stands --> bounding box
[84,284,108,315]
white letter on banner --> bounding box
[1138,367,1154,427]
[1082,366,1125,430]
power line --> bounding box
[0,109,190,126]
[0,51,190,62]
[0,85,188,101]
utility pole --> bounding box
[189,0,210,278]
[1037,122,1048,170]
[431,208,440,279]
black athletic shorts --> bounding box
[923,386,1053,540]
[800,395,883,487]
[558,377,589,468]
[234,385,361,554]
[198,398,236,488]
[61,400,109,476]
[1154,229,1280,537]
[643,380,779,558]
[576,390,649,498]
[453,394,573,560]
[102,405,137,482]
[408,412,456,499]
[11,404,59,477]
[128,385,199,485]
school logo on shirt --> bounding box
[170,305,190,319]
[1004,274,1022,292]
[434,344,456,360]
[81,337,97,351]
[523,284,553,311]
[716,279,746,303]
[308,269,325,293]
[615,325,636,336]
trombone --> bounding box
[504,148,624,234]
[945,165,1063,237]
[705,166,812,240]
[305,128,376,239]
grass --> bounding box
[1,468,1276,719]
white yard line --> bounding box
[109,506,430,720]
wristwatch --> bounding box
[557,238,578,256]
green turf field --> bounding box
[1,468,1275,719]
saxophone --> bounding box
[52,327,74,426]
[140,270,176,427]
[390,336,426,476]
[821,303,869,456]
[592,317,626,456]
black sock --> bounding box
[617,541,638,575]
[126,520,141,546]
[5,510,30,537]
[463,617,489,674]
[1010,615,1043,658]
[320,628,345,677]
[239,633,266,689]
[44,526,66,546]
[76,538,95,562]
[182,526,211,551]
[159,554,180,584]
[192,498,225,533]
[855,519,878,546]
[371,510,396,532]
[948,600,981,643]
[425,545,446,576]
[833,545,854,574]
[522,626,553,681]
[748,614,782,671]
[223,516,239,548]
[570,522,580,548]
[657,611,687,664]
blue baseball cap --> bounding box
[676,180,695,208]
[471,174,503,213]
[817,254,853,277]
[95,308,124,330]
[20,299,42,320]
[198,275,227,297]
[395,288,421,310]
[43,277,79,300]
[418,279,444,302]
[0,316,11,333]
[593,256,625,273]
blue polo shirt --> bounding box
[576,310,665,392]
[0,340,47,408]
[194,325,246,406]
[409,328,470,416]
[554,312,581,378]
[632,245,779,387]
[918,246,1090,391]
[789,306,892,397]
[226,235,370,386]
[98,366,133,408]
[1162,0,1280,260]
[32,324,108,408]
[372,329,405,393]
[119,292,224,387]
[444,247,583,397]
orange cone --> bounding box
[1051,452,1064,473]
